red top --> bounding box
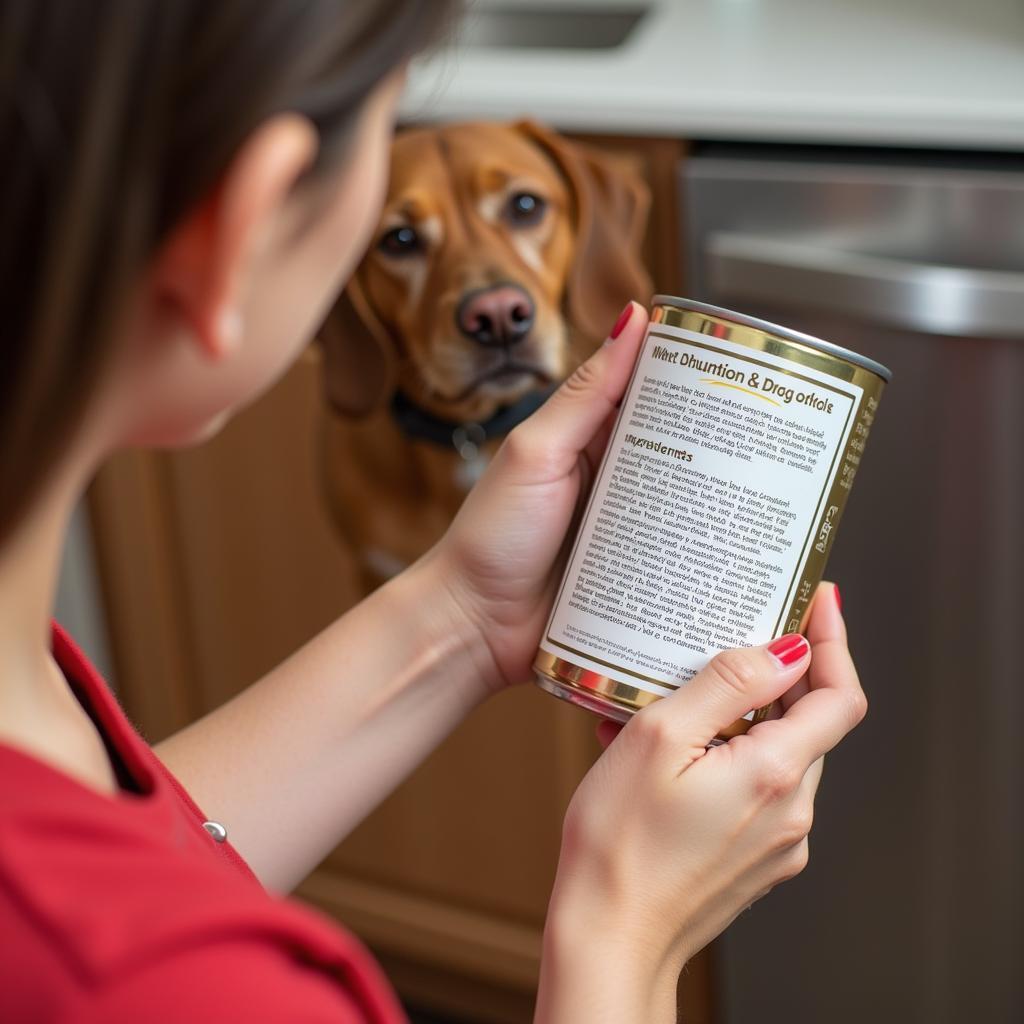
[0,624,406,1023]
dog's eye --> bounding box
[506,192,546,226]
[377,225,422,257]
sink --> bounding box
[458,5,649,50]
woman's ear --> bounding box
[153,113,318,360]
[318,274,397,418]
[514,119,652,345]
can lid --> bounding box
[651,295,893,383]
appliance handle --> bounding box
[706,232,1024,338]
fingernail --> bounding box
[767,634,809,667]
[834,584,843,613]
[608,302,634,341]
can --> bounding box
[533,296,890,739]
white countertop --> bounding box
[402,0,1024,150]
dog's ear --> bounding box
[318,275,396,418]
[515,119,652,342]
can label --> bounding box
[539,319,865,698]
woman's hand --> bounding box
[535,586,865,1022]
[435,301,648,692]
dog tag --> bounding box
[452,423,489,491]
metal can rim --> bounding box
[651,294,893,383]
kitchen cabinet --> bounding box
[87,136,710,1022]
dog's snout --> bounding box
[455,285,534,346]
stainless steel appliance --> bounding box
[685,146,1024,1023]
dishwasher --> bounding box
[684,146,1024,1023]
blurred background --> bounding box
[62,1,1023,1021]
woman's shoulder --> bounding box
[2,895,387,1023]
[0,749,403,1023]
[65,938,377,1023]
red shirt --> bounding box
[0,624,406,1023]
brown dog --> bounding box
[319,120,651,586]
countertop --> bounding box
[402,0,1024,151]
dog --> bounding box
[318,119,651,588]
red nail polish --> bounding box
[609,302,633,339]
[834,584,843,613]
[768,634,809,667]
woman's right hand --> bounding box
[536,583,865,1022]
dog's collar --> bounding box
[390,384,558,456]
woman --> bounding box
[0,2,865,1021]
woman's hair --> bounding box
[0,0,458,540]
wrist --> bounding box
[386,546,501,706]
[541,875,683,1022]
[427,539,511,697]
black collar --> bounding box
[390,384,558,451]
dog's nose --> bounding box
[456,285,534,346]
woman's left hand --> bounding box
[434,301,648,692]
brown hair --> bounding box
[0,0,458,540]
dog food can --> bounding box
[533,296,890,738]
